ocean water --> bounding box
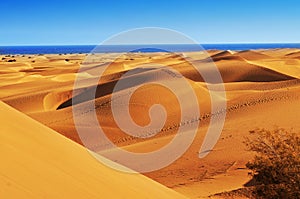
[0,44,300,55]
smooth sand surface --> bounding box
[0,101,186,199]
[1,49,299,198]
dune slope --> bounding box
[0,101,186,199]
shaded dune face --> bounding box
[56,67,177,109]
[285,51,300,59]
[1,49,300,198]
[215,60,295,82]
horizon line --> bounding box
[1,42,300,47]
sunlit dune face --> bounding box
[119,84,181,153]
[128,84,181,127]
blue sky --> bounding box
[1,0,299,45]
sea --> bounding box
[0,44,300,55]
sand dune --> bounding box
[193,59,295,83]
[210,50,235,57]
[0,101,186,199]
[234,50,271,60]
[208,50,244,62]
[246,59,300,79]
[257,48,300,58]
[285,50,300,59]
[1,49,300,198]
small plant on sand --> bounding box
[245,128,300,199]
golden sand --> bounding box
[1,49,299,198]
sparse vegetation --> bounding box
[245,128,300,199]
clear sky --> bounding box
[1,0,300,45]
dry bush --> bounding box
[245,128,300,199]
